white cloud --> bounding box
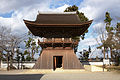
[89,48,103,58]
[79,38,97,47]
[92,22,105,29]
[0,0,119,58]
[76,0,120,58]
[79,0,120,22]
[0,0,51,34]
[0,0,49,14]
[92,22,106,36]
[0,0,69,34]
[0,1,69,59]
[52,4,69,12]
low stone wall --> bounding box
[81,61,115,65]
[21,69,86,74]
[0,61,35,69]
[0,61,115,70]
[84,65,107,72]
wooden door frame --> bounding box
[53,56,56,70]
[53,56,63,70]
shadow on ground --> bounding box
[0,74,44,80]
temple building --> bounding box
[24,12,92,70]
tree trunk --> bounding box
[32,48,35,60]
[7,53,10,71]
[21,59,22,69]
[110,47,113,61]
[107,48,109,59]
[115,56,119,66]
[10,55,12,69]
[107,53,109,59]
[28,50,30,58]
[0,58,1,68]
[0,52,1,68]
[18,60,20,69]
[103,48,105,59]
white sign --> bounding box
[103,59,110,65]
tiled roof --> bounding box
[35,13,82,24]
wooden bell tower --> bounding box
[24,12,92,70]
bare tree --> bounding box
[93,12,120,64]
[93,25,107,59]
[0,26,24,70]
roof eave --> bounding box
[24,19,93,27]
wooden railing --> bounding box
[43,38,73,43]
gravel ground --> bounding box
[0,70,25,74]
[0,70,120,80]
[40,72,120,80]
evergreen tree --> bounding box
[24,31,40,61]
[64,5,88,22]
[64,5,89,54]
[96,12,120,64]
[64,5,88,40]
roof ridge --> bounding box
[38,11,77,14]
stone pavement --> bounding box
[40,72,120,80]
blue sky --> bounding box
[50,0,83,8]
[0,0,120,58]
[0,11,13,18]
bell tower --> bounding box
[24,12,92,70]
